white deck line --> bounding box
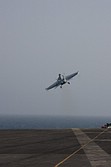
[72,128,111,167]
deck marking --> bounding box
[73,128,111,167]
[54,128,108,167]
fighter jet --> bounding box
[46,71,79,90]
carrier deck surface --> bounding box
[0,128,111,167]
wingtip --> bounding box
[45,88,49,91]
[77,71,79,74]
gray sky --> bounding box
[0,0,111,116]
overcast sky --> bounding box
[0,0,111,117]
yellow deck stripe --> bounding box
[54,128,108,167]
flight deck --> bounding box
[0,128,111,167]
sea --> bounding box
[0,115,110,129]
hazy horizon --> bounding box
[1,0,111,117]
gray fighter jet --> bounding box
[46,71,79,90]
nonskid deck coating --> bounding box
[0,129,110,167]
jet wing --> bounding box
[65,71,79,81]
[46,81,60,90]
